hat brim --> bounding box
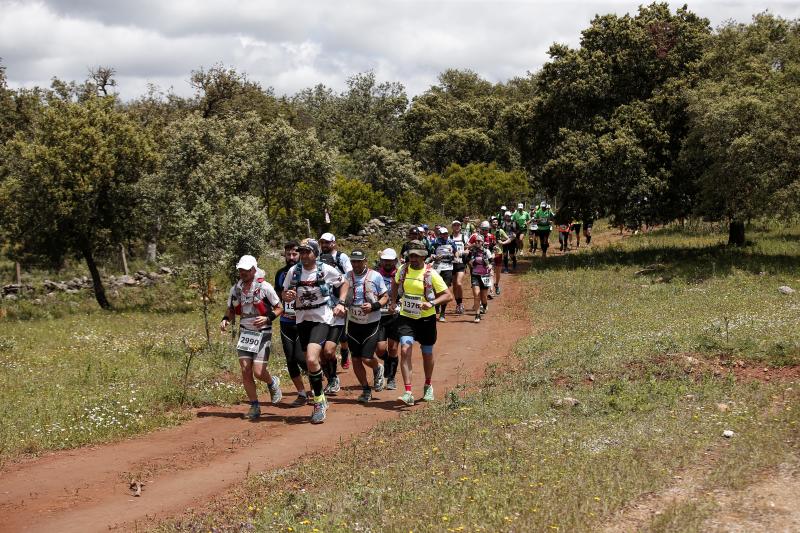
[408,250,429,257]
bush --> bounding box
[330,175,390,234]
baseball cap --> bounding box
[438,227,449,234]
[319,232,336,242]
[406,240,429,257]
[500,205,507,211]
[350,250,367,261]
[504,211,512,216]
[380,248,398,260]
[452,220,462,226]
[517,203,524,209]
[540,201,547,207]
[236,254,258,270]
[422,224,429,230]
[480,220,490,229]
[298,239,320,257]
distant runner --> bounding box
[376,248,400,390]
[490,217,512,295]
[466,236,492,323]
[511,203,530,252]
[221,255,283,420]
[431,226,457,322]
[500,210,519,272]
[450,220,468,314]
[533,201,554,258]
[319,232,352,371]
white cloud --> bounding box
[2,0,799,99]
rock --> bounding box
[4,293,18,301]
[65,289,79,294]
[117,275,137,286]
[158,266,173,275]
[778,285,795,295]
[716,403,729,412]
[723,429,735,438]
[552,397,580,408]
[368,218,386,228]
[146,272,160,280]
[43,280,68,291]
[136,270,148,277]
[357,230,367,236]
[683,355,700,366]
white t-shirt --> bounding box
[347,269,388,324]
[332,251,353,275]
[227,279,281,331]
[452,232,467,264]
[282,263,345,325]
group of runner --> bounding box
[221,203,592,424]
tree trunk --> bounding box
[82,245,111,309]
[728,220,746,246]
[15,262,22,285]
[120,244,129,276]
[146,216,161,263]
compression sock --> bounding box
[405,383,412,393]
[424,378,432,386]
[310,370,324,397]
[387,357,398,379]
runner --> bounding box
[319,232,353,372]
[462,216,476,238]
[490,217,512,295]
[500,210,519,273]
[496,205,508,222]
[558,219,571,252]
[468,221,497,297]
[390,240,452,406]
[450,220,468,314]
[572,218,582,248]
[376,248,401,390]
[319,253,345,395]
[431,226,457,322]
[533,201,554,258]
[220,255,284,420]
[400,226,421,260]
[344,250,389,403]
[511,203,531,252]
[274,241,310,407]
[281,239,348,424]
[528,205,540,254]
[466,236,492,323]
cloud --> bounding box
[2,0,799,99]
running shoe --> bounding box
[455,304,464,314]
[245,403,261,420]
[422,384,435,402]
[268,376,282,404]
[398,391,415,406]
[291,394,309,407]
[324,375,341,395]
[438,315,446,323]
[487,293,494,300]
[386,378,397,390]
[373,364,385,392]
[341,357,351,370]
[474,314,481,323]
[357,389,372,403]
[495,286,501,295]
[310,399,327,424]
[480,304,487,314]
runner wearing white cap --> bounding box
[221,255,284,420]
[431,226,457,322]
[376,248,400,389]
[319,233,353,376]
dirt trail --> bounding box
[0,265,533,533]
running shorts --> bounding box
[326,324,344,344]
[346,320,381,359]
[397,315,437,347]
[439,269,454,286]
[297,321,329,351]
[470,274,491,290]
[378,313,400,342]
[452,262,466,274]
[236,328,271,363]
[279,322,306,377]
[493,254,503,266]
[573,223,582,234]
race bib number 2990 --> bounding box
[237,329,264,353]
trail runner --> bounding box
[376,248,401,390]
[431,226,457,322]
[450,220,468,314]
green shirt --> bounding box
[533,209,554,230]
[511,210,530,229]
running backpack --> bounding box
[229,279,269,317]
[289,261,331,308]
[345,269,377,306]
[397,263,436,302]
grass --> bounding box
[162,222,799,532]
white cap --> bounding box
[500,205,507,211]
[380,248,398,260]
[452,220,462,225]
[438,226,449,234]
[236,254,257,270]
[504,211,512,216]
[540,201,547,207]
[480,220,490,229]
[546,203,551,209]
[319,232,336,242]
[517,203,524,209]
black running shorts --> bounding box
[347,320,381,359]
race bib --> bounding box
[283,299,296,318]
[237,329,265,353]
[349,305,372,324]
[481,275,492,287]
[437,262,453,272]
[530,224,538,231]
[401,294,424,317]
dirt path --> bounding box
[0,266,533,533]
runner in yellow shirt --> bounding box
[389,240,452,406]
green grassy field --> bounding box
[163,223,799,532]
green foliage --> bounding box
[422,163,530,219]
[1,95,156,307]
[394,190,431,223]
[329,176,390,234]
[354,145,421,198]
[681,14,800,223]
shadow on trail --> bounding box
[525,241,799,282]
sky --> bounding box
[2,0,799,100]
